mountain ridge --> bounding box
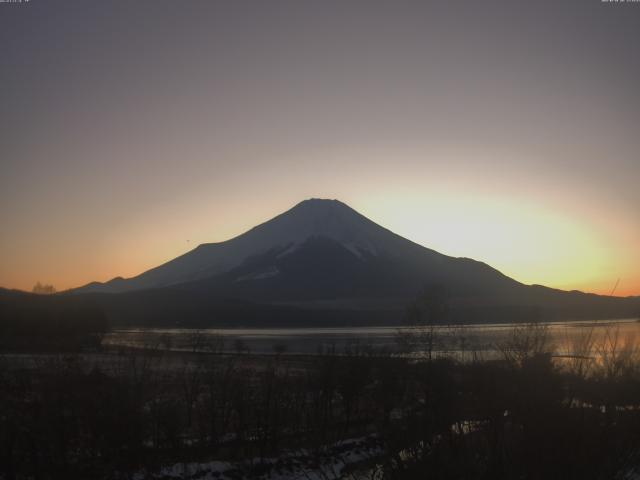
[74,198,452,294]
[66,198,640,326]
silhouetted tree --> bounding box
[397,285,449,360]
[32,282,56,294]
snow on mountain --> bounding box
[76,199,428,293]
[70,199,640,325]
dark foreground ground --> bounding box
[2,324,640,480]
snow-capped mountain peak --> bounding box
[76,199,416,293]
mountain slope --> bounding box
[70,199,640,326]
[176,235,520,301]
[76,198,514,295]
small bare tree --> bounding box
[186,329,206,353]
[396,285,448,361]
[595,327,639,380]
[561,326,596,379]
[497,322,553,367]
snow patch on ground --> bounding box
[132,436,382,480]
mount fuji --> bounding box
[72,199,639,327]
[76,199,518,296]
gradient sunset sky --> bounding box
[1,0,639,296]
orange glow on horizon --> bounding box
[2,192,638,298]
[2,1,639,300]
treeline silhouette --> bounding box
[1,331,639,479]
[81,287,640,328]
[0,290,108,351]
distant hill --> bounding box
[70,199,640,327]
[0,288,108,350]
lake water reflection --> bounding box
[104,318,640,359]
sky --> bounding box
[1,0,639,296]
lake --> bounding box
[104,318,640,359]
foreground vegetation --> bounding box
[1,321,640,480]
